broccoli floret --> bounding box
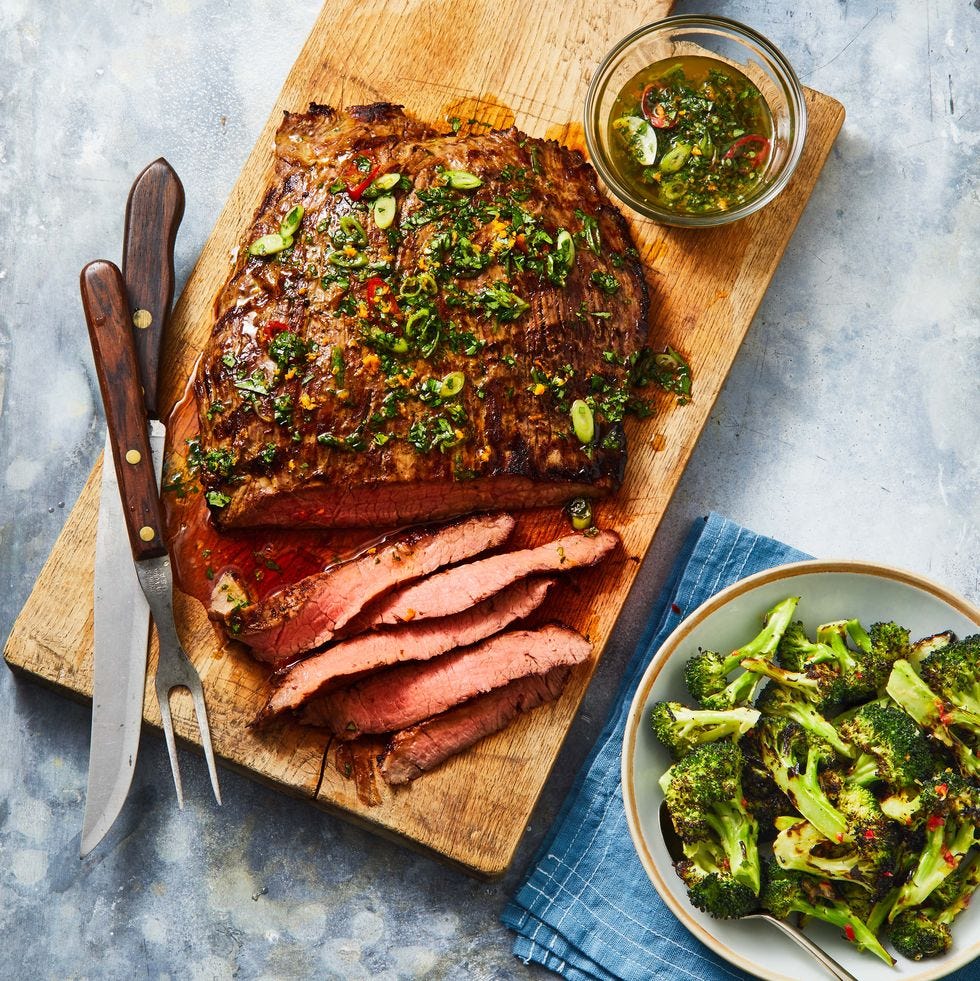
[776,621,837,672]
[868,620,911,667]
[890,851,980,961]
[659,742,761,894]
[772,812,896,896]
[760,861,895,965]
[650,701,760,758]
[739,726,794,839]
[756,684,855,759]
[886,659,980,779]
[908,630,954,670]
[675,857,758,919]
[839,702,936,790]
[918,633,980,718]
[683,596,799,708]
[888,772,980,920]
[756,717,852,843]
[742,656,856,717]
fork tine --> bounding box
[188,682,222,805]
[156,682,185,809]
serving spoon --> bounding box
[658,802,859,981]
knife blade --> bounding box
[81,160,184,857]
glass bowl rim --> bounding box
[584,13,808,228]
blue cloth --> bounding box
[502,513,810,981]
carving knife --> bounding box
[80,160,184,857]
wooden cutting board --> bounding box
[4,0,844,876]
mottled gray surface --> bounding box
[1,1,977,979]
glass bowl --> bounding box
[584,15,807,227]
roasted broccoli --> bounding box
[738,726,794,839]
[839,702,936,790]
[683,596,799,709]
[889,851,980,960]
[756,717,853,843]
[886,659,980,779]
[755,684,855,759]
[889,771,979,920]
[674,850,759,920]
[649,701,760,758]
[760,860,895,965]
[918,633,980,718]
[660,741,761,896]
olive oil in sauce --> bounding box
[608,56,774,215]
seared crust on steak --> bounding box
[195,103,648,528]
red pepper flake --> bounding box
[741,798,749,808]
[260,319,289,343]
[863,828,876,840]
[883,871,894,878]
[844,924,856,943]
[835,833,845,843]
[936,782,949,797]
[671,603,682,615]
[943,850,958,868]
[927,815,945,831]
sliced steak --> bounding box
[193,103,649,529]
[256,576,555,721]
[354,529,618,628]
[300,624,591,737]
[379,667,571,785]
[225,512,515,662]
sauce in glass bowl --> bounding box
[608,56,774,216]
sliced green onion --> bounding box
[445,170,482,190]
[555,229,575,271]
[328,250,367,268]
[611,115,658,166]
[371,172,401,192]
[438,371,466,398]
[279,205,304,238]
[566,497,593,531]
[570,399,594,444]
[373,194,396,229]
[339,214,367,245]
[659,143,692,174]
[249,233,291,257]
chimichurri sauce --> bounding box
[608,56,774,215]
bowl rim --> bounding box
[584,13,809,227]
[621,558,980,981]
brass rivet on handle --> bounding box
[125,449,142,465]
[139,526,156,542]
[133,309,153,329]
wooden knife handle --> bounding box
[81,260,168,562]
[121,158,185,417]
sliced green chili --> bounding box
[570,399,594,444]
[438,371,466,398]
[445,170,482,190]
[279,205,304,238]
[249,233,292,257]
[373,195,396,229]
[328,250,368,268]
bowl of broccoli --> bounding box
[622,560,980,980]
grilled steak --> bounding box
[299,624,591,737]
[379,667,570,785]
[194,103,648,528]
[256,576,555,721]
[354,529,619,628]
[224,512,515,662]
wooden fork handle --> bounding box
[81,259,168,563]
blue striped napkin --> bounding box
[502,513,808,981]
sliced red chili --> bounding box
[260,319,289,343]
[844,924,856,943]
[364,276,399,314]
[347,164,380,201]
[724,135,771,168]
[927,814,945,831]
[640,84,678,129]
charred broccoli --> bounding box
[760,861,895,965]
[660,741,761,897]
[683,596,799,709]
[839,702,936,790]
[755,684,855,759]
[649,701,759,759]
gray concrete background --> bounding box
[1,1,977,978]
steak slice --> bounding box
[256,576,555,721]
[193,103,649,529]
[299,624,591,737]
[379,667,571,785]
[226,512,515,662]
[354,529,618,628]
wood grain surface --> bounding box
[4,0,844,876]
